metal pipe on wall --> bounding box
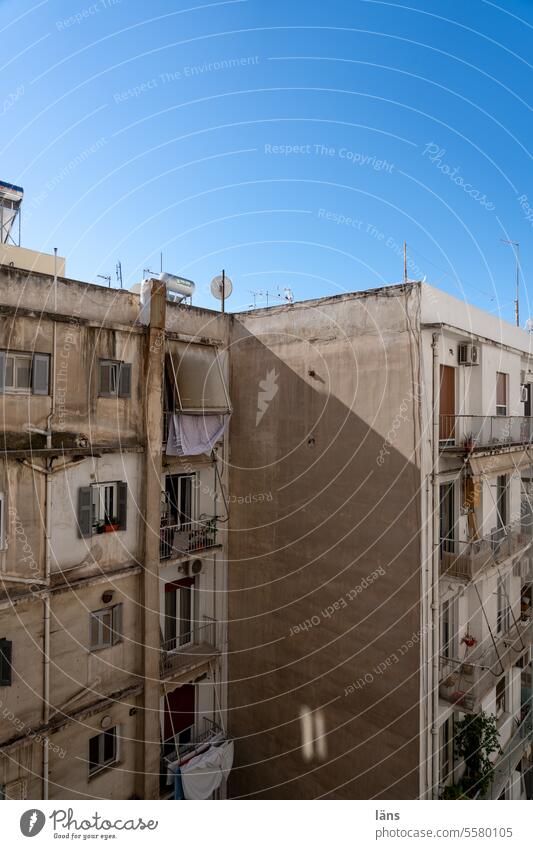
[431,331,441,797]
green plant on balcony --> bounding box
[453,711,502,798]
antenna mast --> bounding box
[404,241,408,284]
[501,239,520,326]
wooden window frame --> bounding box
[89,604,123,651]
[88,727,118,776]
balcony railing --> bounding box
[441,521,532,581]
[439,618,533,712]
[440,415,533,452]
[477,709,533,800]
[161,716,225,796]
[160,517,217,560]
[160,617,218,679]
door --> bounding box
[164,684,196,751]
[439,482,455,554]
[164,577,195,649]
[439,365,456,442]
[165,474,194,529]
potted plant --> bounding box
[462,633,477,648]
[463,432,476,452]
[453,711,502,798]
[103,517,120,533]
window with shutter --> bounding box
[88,728,117,775]
[99,360,132,397]
[89,605,122,650]
[118,363,132,398]
[0,639,12,686]
[32,353,50,395]
[0,350,50,394]
[99,361,118,396]
[77,487,94,538]
[117,482,127,530]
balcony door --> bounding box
[439,365,456,443]
[163,684,196,754]
[440,482,456,554]
[164,577,195,650]
[165,474,194,529]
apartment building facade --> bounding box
[228,283,533,800]
[0,245,232,800]
[1,194,532,801]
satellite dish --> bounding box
[211,274,233,300]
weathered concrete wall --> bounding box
[0,461,46,581]
[228,285,422,799]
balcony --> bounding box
[160,617,219,681]
[439,619,533,712]
[160,517,218,560]
[160,716,226,798]
[440,415,533,453]
[477,709,533,800]
[441,521,532,581]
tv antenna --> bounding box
[249,287,294,309]
[97,273,111,288]
[116,261,123,289]
[500,239,520,327]
[211,270,233,313]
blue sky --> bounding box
[1,0,532,317]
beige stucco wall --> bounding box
[227,285,423,799]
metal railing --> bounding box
[162,716,224,765]
[439,415,533,451]
[440,521,533,580]
[439,618,533,711]
[160,617,218,677]
[160,517,217,559]
[477,709,533,800]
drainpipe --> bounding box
[431,332,441,797]
[141,278,166,799]
[43,300,57,799]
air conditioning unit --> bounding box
[190,558,203,576]
[178,560,190,576]
[458,342,479,366]
[520,384,529,403]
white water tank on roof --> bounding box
[134,274,196,324]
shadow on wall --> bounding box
[226,305,423,800]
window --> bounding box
[0,351,50,395]
[166,344,229,412]
[496,372,508,416]
[77,482,127,537]
[441,599,458,660]
[439,482,456,555]
[88,727,117,775]
[0,493,5,550]
[164,578,195,650]
[439,715,455,786]
[163,474,194,529]
[90,605,122,650]
[98,360,132,398]
[496,575,511,635]
[0,638,12,686]
[496,675,507,718]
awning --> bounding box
[180,740,234,800]
[469,449,533,478]
[166,343,230,413]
